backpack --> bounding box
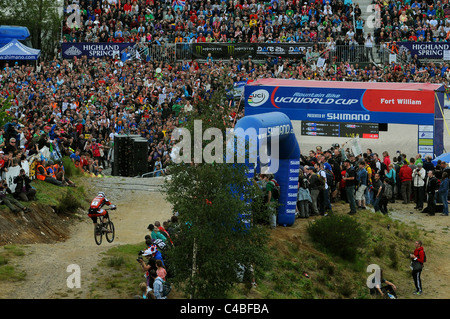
[316,173,326,186]
[384,183,393,199]
[325,169,334,187]
[153,238,167,251]
[269,179,281,200]
[159,278,172,297]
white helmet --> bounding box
[98,192,105,198]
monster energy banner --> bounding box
[191,43,255,59]
[187,43,313,59]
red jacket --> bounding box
[399,165,413,182]
[413,246,425,264]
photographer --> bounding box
[137,245,157,290]
[0,179,31,214]
[13,168,36,201]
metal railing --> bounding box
[325,44,376,64]
[139,169,167,178]
[136,43,177,64]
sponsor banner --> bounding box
[284,162,299,215]
[5,161,29,193]
[245,85,436,125]
[191,43,255,59]
[398,42,450,60]
[188,43,313,59]
[61,42,137,59]
[255,43,313,58]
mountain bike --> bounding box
[94,206,116,245]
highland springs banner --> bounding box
[61,42,137,59]
[397,42,450,60]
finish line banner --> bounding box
[189,43,313,59]
[61,42,137,59]
[398,42,450,60]
[245,82,439,125]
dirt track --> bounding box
[1,176,449,299]
[0,177,173,299]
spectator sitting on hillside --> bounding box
[54,161,77,187]
[35,160,64,186]
[0,179,31,214]
[13,168,36,201]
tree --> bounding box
[0,96,14,128]
[163,83,270,299]
[0,0,62,59]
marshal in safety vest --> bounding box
[36,164,47,181]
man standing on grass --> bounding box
[343,160,357,215]
[399,161,413,204]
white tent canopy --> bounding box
[0,39,40,60]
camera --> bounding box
[136,250,145,262]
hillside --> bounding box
[0,176,449,299]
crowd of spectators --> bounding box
[62,0,364,44]
[297,145,450,217]
[137,217,179,299]
[374,0,450,45]
[2,43,450,186]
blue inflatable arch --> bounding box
[233,112,301,226]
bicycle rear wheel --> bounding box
[94,224,103,245]
[105,220,115,243]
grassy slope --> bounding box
[0,169,435,299]
[0,175,91,284]
[86,201,429,299]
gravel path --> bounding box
[0,176,172,299]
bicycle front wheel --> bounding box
[105,221,115,243]
[94,225,102,245]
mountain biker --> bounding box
[88,192,115,234]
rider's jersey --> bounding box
[90,195,111,212]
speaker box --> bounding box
[113,135,149,177]
[133,138,149,176]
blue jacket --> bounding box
[153,277,166,299]
[357,168,368,186]
[439,178,449,195]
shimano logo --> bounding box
[326,113,370,121]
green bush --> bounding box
[55,190,82,214]
[307,214,367,261]
[61,156,82,178]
